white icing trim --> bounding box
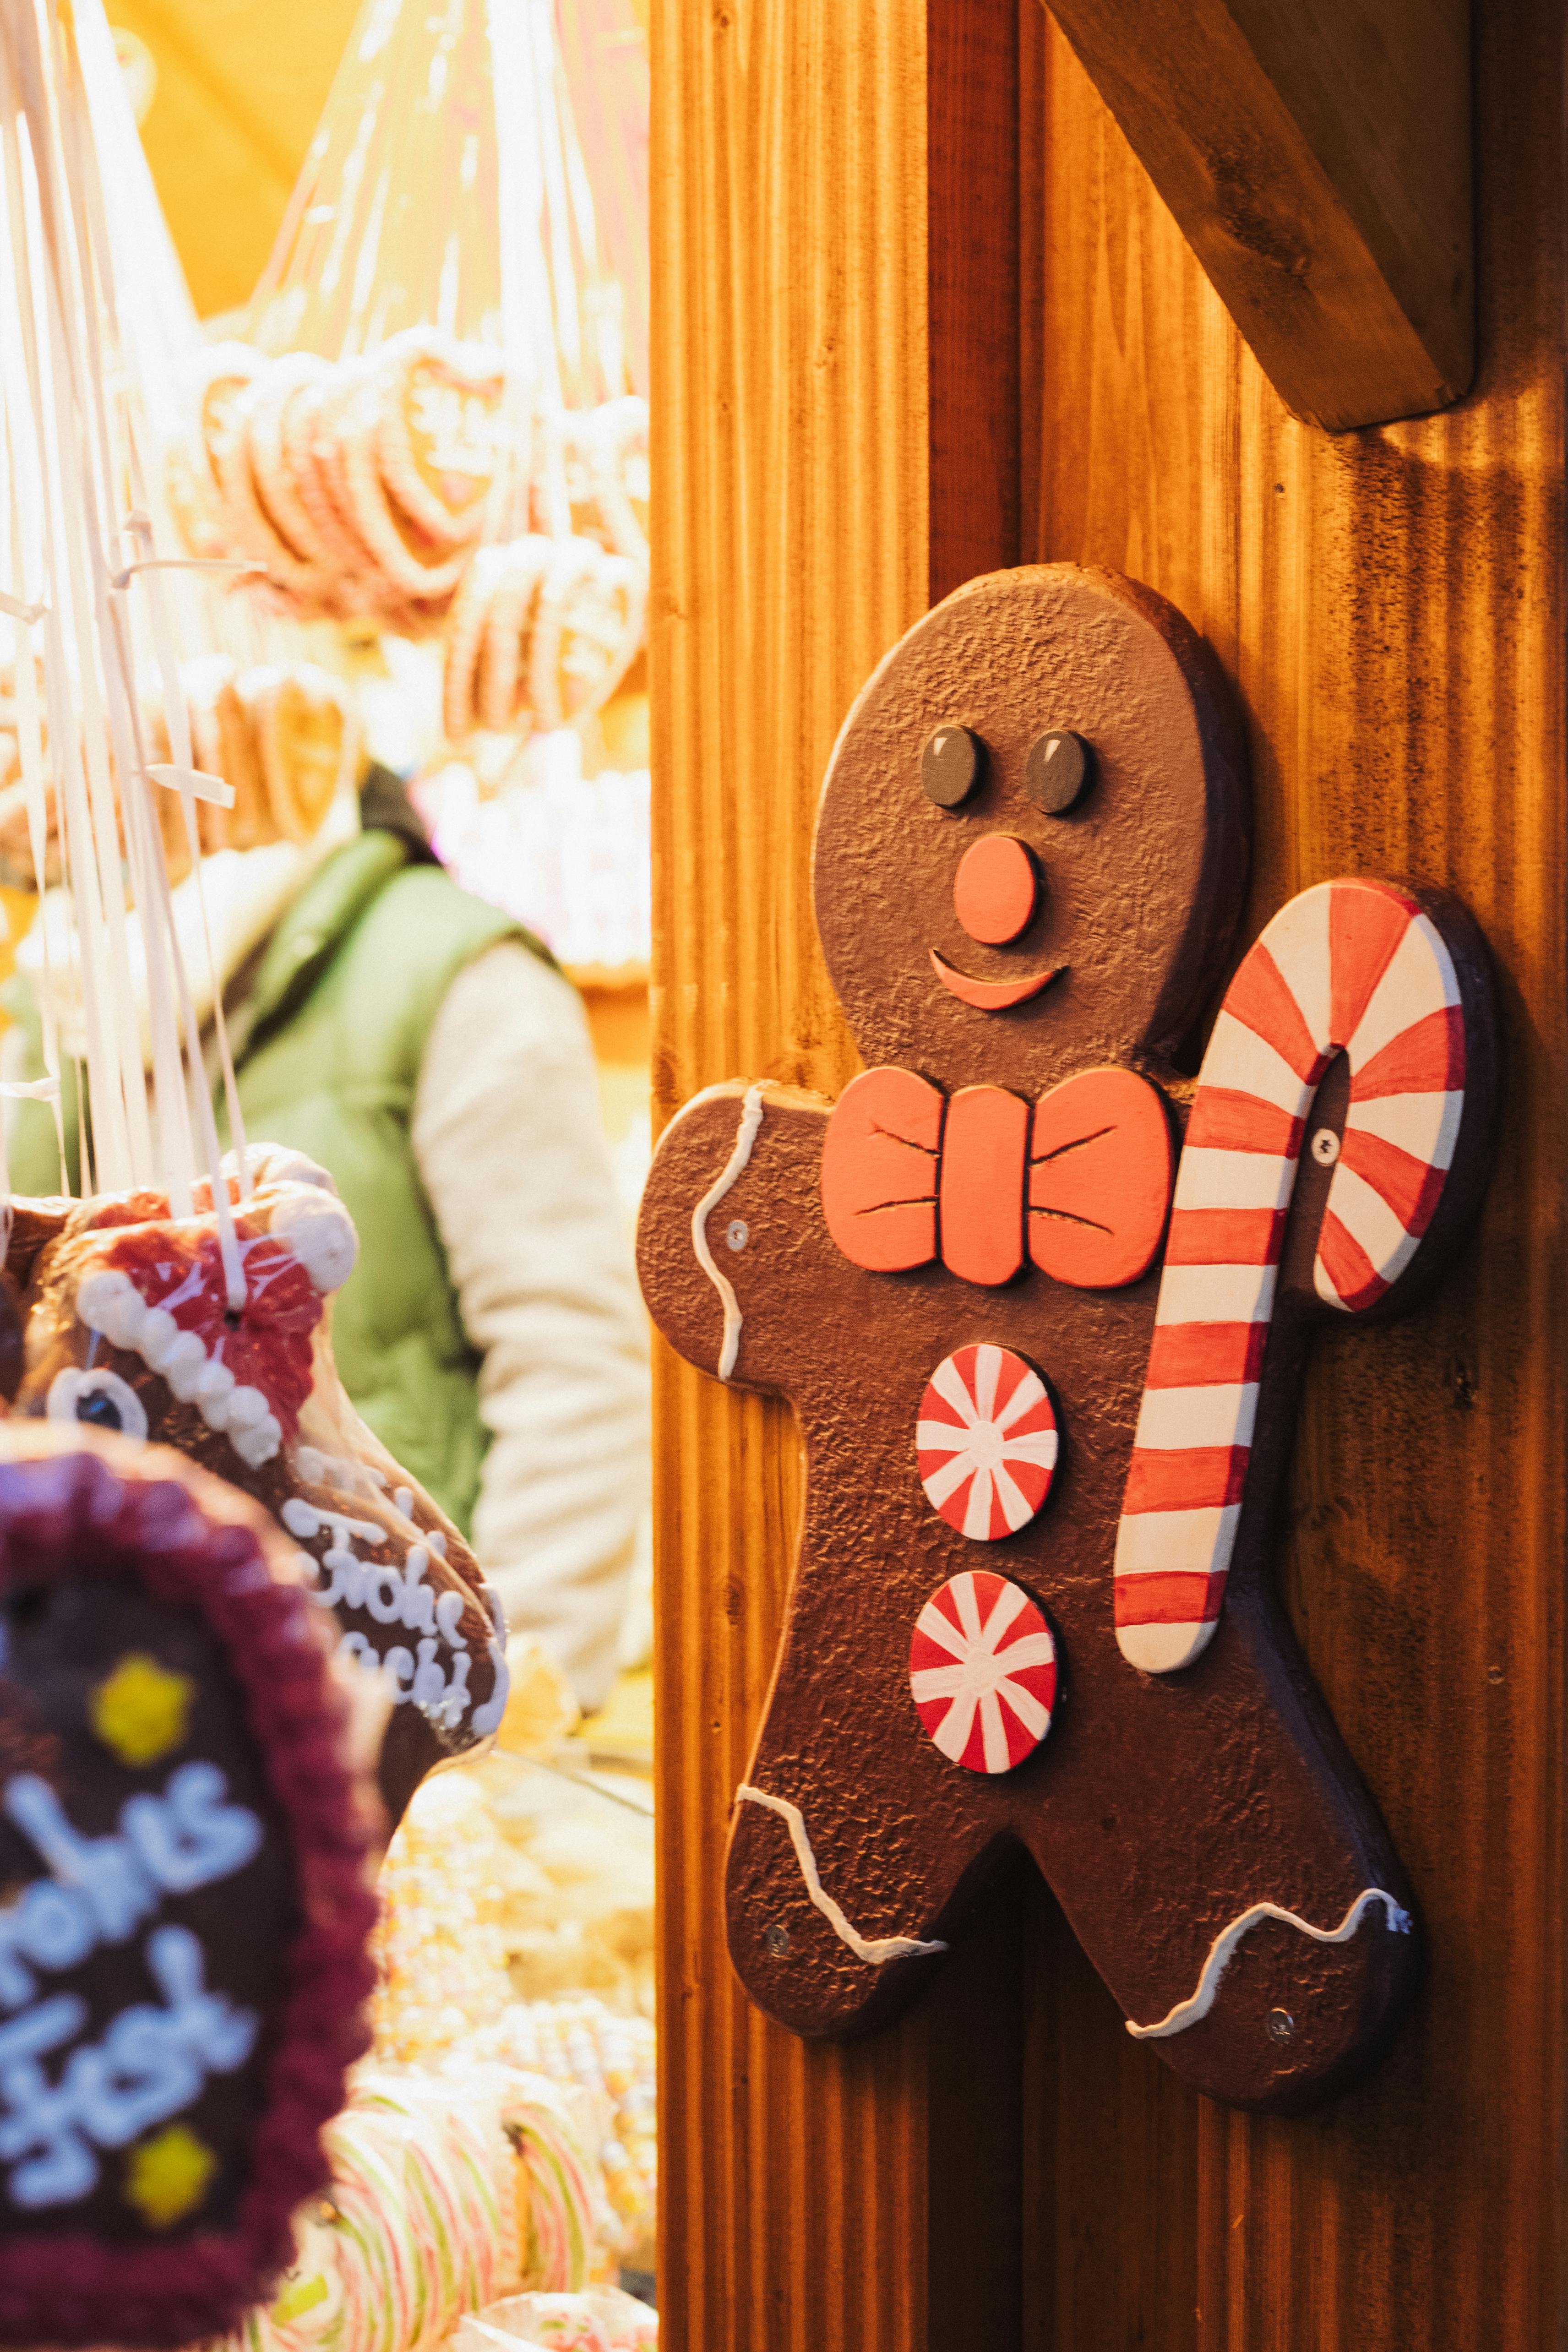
[74,1270,282,1465]
[736,1785,948,1968]
[1125,1887,1413,2040]
[268,1195,358,1294]
[691,1084,765,1381]
[45,1366,148,1443]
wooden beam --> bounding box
[1022,1,1566,2337]
[1043,0,1473,430]
[648,2,1028,2343]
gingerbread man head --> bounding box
[638,564,1496,2113]
[813,565,1248,1084]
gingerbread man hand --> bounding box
[639,565,1497,2113]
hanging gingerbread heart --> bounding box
[10,1146,509,1824]
[0,1420,378,2348]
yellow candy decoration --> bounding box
[89,1651,195,1765]
[125,2123,216,2227]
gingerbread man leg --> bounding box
[1007,1548,1421,2113]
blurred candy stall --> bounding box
[0,0,658,2341]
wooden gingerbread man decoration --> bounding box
[637,566,1497,2112]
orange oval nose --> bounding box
[953,833,1039,945]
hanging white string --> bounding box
[0,0,255,1309]
[53,7,253,1290]
[490,0,568,540]
[0,412,65,1191]
[0,61,131,1192]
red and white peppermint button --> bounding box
[916,1343,1059,1540]
[909,1570,1057,1773]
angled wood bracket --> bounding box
[1044,0,1473,430]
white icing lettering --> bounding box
[0,1927,257,2210]
[432,1648,474,1731]
[0,1769,263,2013]
[333,1626,478,1728]
[280,1498,384,1550]
[121,1762,264,1895]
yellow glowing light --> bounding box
[89,1651,194,1766]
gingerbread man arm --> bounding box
[636,1079,838,1398]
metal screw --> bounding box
[1310,1127,1340,1166]
[1266,2008,1295,2043]
[1488,1664,1504,1685]
[764,1923,790,1957]
[726,1219,748,1252]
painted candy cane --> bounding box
[1115,878,1470,1674]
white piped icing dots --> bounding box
[267,1194,359,1293]
[72,1269,283,1469]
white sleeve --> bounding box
[411,940,650,1711]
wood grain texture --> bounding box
[1022,1,1565,2343]
[649,4,1021,2345]
[653,0,1566,2340]
[1044,0,1473,430]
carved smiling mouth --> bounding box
[929,947,1065,1011]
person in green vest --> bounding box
[3,765,649,1714]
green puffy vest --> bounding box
[7,829,535,1537]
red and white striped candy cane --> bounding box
[1115,878,1467,1673]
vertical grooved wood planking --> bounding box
[651,4,930,2346]
[1023,3,1566,2344]
[654,0,1568,2341]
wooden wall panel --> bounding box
[650,6,927,2348]
[1023,4,1567,2344]
[653,0,1568,2345]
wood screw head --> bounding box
[764,1923,790,1956]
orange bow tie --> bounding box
[820,1064,1173,1290]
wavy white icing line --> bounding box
[691,1083,765,1381]
[1125,1887,1412,2040]
[737,1784,948,1968]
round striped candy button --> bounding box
[909,1569,1057,1773]
[916,1343,1059,1540]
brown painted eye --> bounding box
[920,725,985,809]
[1025,730,1093,814]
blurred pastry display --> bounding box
[441,534,646,746]
[370,1742,657,2274]
[0,656,361,888]
[170,331,649,667]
